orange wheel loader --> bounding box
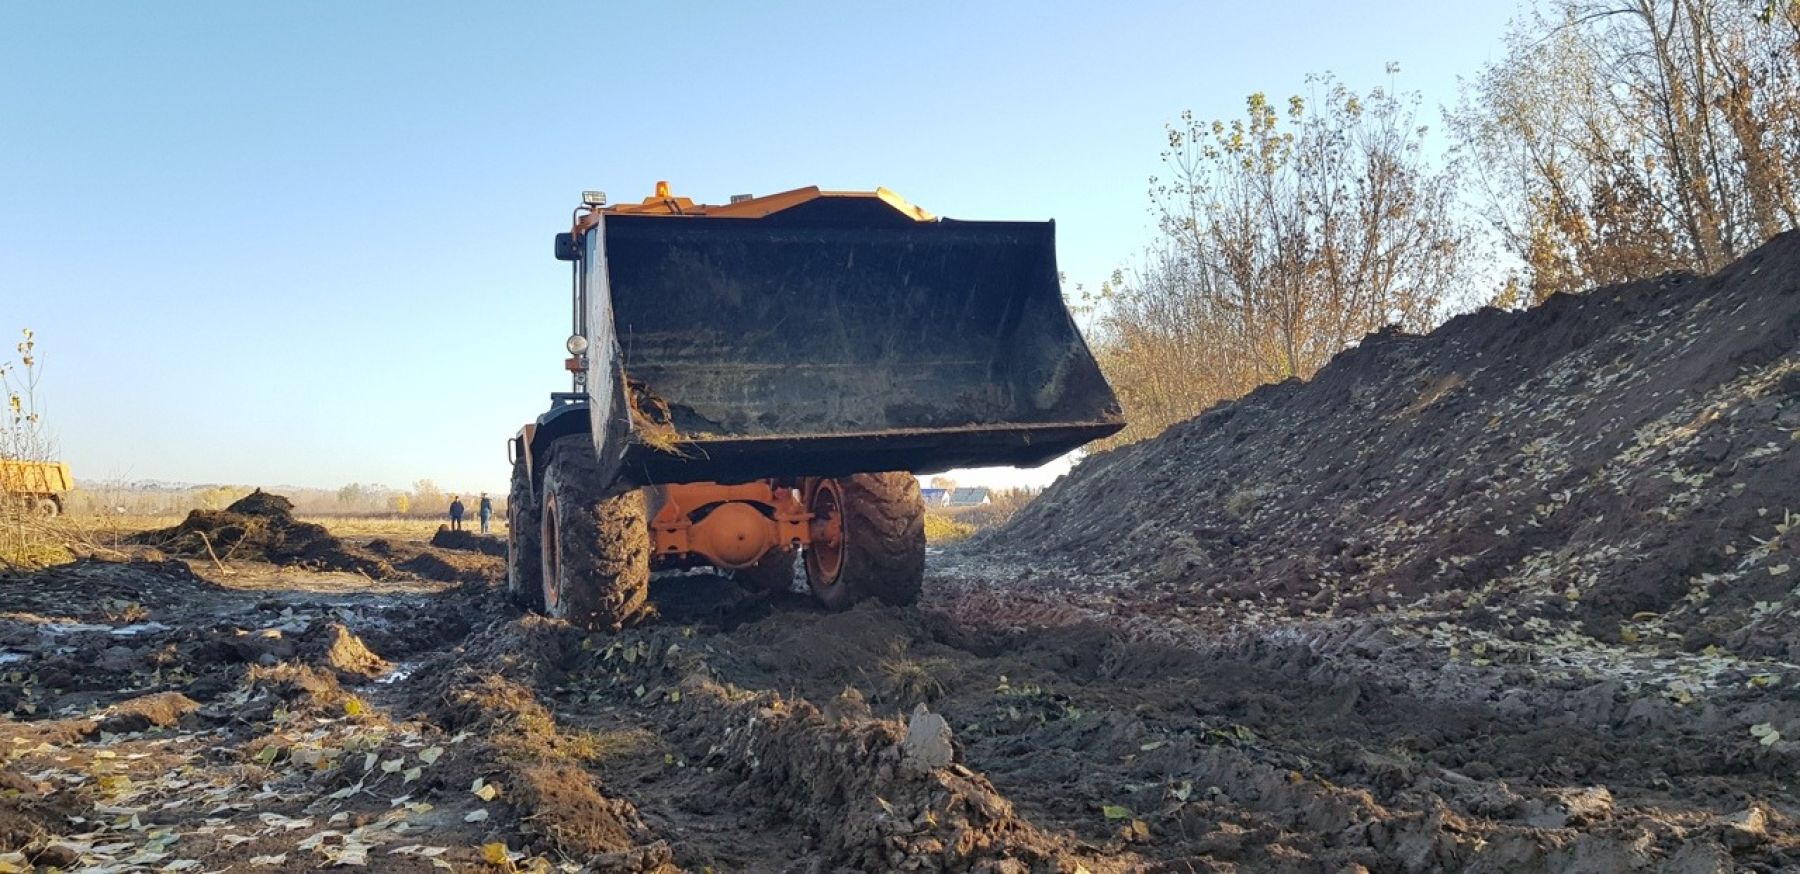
[506,183,1123,628]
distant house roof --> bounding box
[919,488,950,505]
[946,487,990,506]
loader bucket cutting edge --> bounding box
[589,210,1123,485]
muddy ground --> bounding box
[0,536,1792,872]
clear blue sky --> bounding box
[0,1,1516,495]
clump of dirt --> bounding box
[244,661,349,714]
[394,550,504,585]
[677,674,1121,871]
[435,673,561,738]
[510,762,646,858]
[428,526,506,557]
[988,232,1800,657]
[95,691,200,734]
[314,623,390,683]
[135,489,395,578]
[0,769,75,855]
[428,650,672,864]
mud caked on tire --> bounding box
[803,472,925,609]
[734,546,797,594]
[506,453,544,611]
[538,437,653,630]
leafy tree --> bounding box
[410,479,444,516]
[1097,71,1469,447]
[1452,0,1800,301]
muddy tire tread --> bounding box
[506,453,544,611]
[541,437,653,630]
[812,472,925,609]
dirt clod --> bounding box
[97,691,199,734]
[428,525,506,557]
[902,703,955,772]
[317,622,389,682]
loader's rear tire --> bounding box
[538,438,652,630]
[803,473,924,610]
[734,546,797,594]
[33,496,60,518]
[506,454,544,612]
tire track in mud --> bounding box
[392,564,1796,872]
[924,560,1796,873]
[5,544,1796,871]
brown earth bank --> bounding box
[986,232,1800,660]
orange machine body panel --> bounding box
[600,184,934,222]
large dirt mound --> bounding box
[427,526,506,557]
[136,489,394,577]
[992,231,1800,658]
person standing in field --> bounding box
[478,493,493,535]
[449,495,465,532]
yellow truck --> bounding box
[1,460,72,516]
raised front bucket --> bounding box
[591,209,1123,484]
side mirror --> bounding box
[554,232,579,262]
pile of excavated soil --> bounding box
[990,232,1800,659]
[136,490,394,578]
[427,526,506,557]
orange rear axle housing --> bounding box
[649,480,811,570]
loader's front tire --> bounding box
[803,473,925,610]
[506,453,544,612]
[538,438,652,630]
[734,546,797,594]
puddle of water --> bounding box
[111,622,173,637]
[42,622,111,635]
[37,620,174,638]
[377,661,419,686]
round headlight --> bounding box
[566,334,590,355]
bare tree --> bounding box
[1095,73,1470,447]
[0,330,53,463]
[1453,0,1800,301]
